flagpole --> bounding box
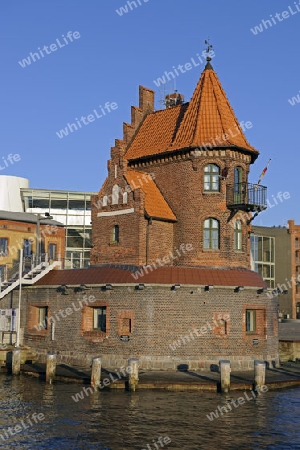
[257,158,271,186]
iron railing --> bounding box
[226,182,267,211]
[0,253,62,293]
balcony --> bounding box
[226,183,267,212]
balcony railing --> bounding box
[226,182,267,212]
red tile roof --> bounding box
[34,266,266,288]
[125,63,258,161]
[170,64,258,154]
[125,103,188,160]
[125,170,176,221]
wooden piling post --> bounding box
[254,360,266,390]
[12,349,21,375]
[46,352,56,384]
[128,358,139,392]
[91,357,102,388]
[219,360,231,393]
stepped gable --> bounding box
[125,170,176,221]
[34,266,266,287]
[125,62,259,162]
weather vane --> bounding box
[204,39,213,61]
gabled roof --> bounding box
[125,62,258,161]
[125,103,188,160]
[125,170,176,222]
[34,265,266,288]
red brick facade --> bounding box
[91,62,258,270]
[1,283,278,371]
[0,60,278,371]
[288,220,300,318]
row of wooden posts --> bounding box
[11,351,265,393]
[220,359,266,393]
[11,350,139,391]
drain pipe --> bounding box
[146,216,152,265]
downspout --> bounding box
[146,217,152,265]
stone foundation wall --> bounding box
[33,349,279,371]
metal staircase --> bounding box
[0,254,61,299]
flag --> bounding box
[257,159,271,186]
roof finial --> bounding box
[204,39,214,70]
[204,39,213,61]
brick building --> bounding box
[0,57,279,370]
[91,59,265,269]
[288,220,300,318]
[251,221,300,319]
[0,211,65,284]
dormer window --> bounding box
[204,164,220,192]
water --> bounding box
[1,374,300,450]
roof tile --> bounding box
[124,63,258,161]
[35,266,266,288]
[125,170,176,221]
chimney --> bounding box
[165,91,184,109]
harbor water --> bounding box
[0,374,300,449]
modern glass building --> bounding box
[250,234,275,288]
[20,187,96,269]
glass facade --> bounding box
[21,188,96,269]
[250,235,275,288]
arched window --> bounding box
[203,218,219,249]
[102,195,108,207]
[234,166,243,185]
[122,192,128,204]
[112,225,119,243]
[112,185,119,205]
[234,166,243,198]
[204,164,220,191]
[234,220,242,250]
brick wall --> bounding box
[2,284,279,371]
[91,139,254,270]
[128,149,252,269]
[288,220,300,318]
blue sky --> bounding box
[0,0,299,226]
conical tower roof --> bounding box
[170,61,259,157]
[124,61,259,162]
